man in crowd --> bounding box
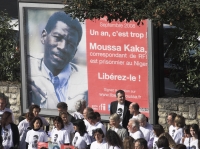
[129,102,140,119]
[110,90,132,128]
[28,11,88,111]
[127,118,144,140]
[167,112,177,138]
[83,107,94,130]
[137,113,154,149]
[57,102,75,122]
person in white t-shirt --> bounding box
[129,102,140,119]
[127,118,144,140]
[60,111,75,144]
[137,113,154,149]
[50,116,70,146]
[172,115,185,144]
[87,111,106,142]
[72,99,86,119]
[18,112,34,149]
[72,119,91,149]
[90,128,106,149]
[167,112,177,138]
[103,129,123,149]
[82,107,94,131]
[0,93,15,122]
[180,125,191,144]
[25,117,48,149]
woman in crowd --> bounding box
[183,124,199,149]
[172,115,185,144]
[180,125,191,144]
[25,117,48,149]
[90,128,106,149]
[18,112,34,149]
[123,136,134,149]
[153,124,176,149]
[72,99,86,119]
[72,119,91,149]
[103,129,123,149]
[50,116,70,145]
[109,113,128,140]
[60,111,75,144]
[1,111,19,149]
[175,144,187,149]
[156,136,171,149]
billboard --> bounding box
[19,2,151,118]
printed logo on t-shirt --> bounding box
[73,136,78,147]
[32,135,38,148]
[117,108,123,117]
[53,134,58,144]
[3,128,10,141]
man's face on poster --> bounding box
[42,21,79,73]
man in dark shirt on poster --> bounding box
[110,90,132,129]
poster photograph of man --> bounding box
[23,8,88,112]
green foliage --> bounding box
[0,11,20,81]
[64,0,200,97]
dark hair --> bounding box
[0,93,6,101]
[92,128,104,138]
[116,90,125,97]
[45,11,82,44]
[25,112,35,122]
[132,103,140,111]
[153,124,165,137]
[57,102,68,111]
[168,112,177,121]
[123,136,134,149]
[1,111,12,128]
[30,117,43,129]
[53,116,64,129]
[175,144,187,149]
[73,119,87,136]
[87,112,97,120]
[134,138,148,149]
[84,107,94,113]
[174,115,185,128]
[190,124,200,139]
[105,130,123,148]
[33,135,39,139]
[156,136,169,148]
[94,112,100,118]
[184,125,190,135]
[29,105,41,112]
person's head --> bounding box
[109,113,121,128]
[87,111,97,125]
[0,93,7,111]
[123,136,134,149]
[183,125,191,138]
[1,111,12,128]
[57,102,68,113]
[190,124,199,138]
[156,136,169,148]
[41,11,82,75]
[30,105,41,117]
[60,111,68,124]
[129,102,140,115]
[92,128,104,143]
[53,116,64,130]
[175,144,187,149]
[83,107,94,119]
[153,124,165,137]
[134,138,148,149]
[137,114,147,127]
[106,129,123,148]
[30,117,43,129]
[116,90,125,104]
[174,115,185,128]
[167,112,177,126]
[75,99,86,113]
[127,118,140,133]
[25,112,35,122]
[94,112,101,122]
[73,119,87,136]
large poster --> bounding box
[20,3,149,116]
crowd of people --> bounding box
[0,90,199,149]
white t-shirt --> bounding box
[103,143,122,149]
[169,125,175,138]
[64,122,75,134]
[72,132,91,149]
[116,103,124,125]
[25,129,48,149]
[90,139,106,149]
[0,108,15,122]
[2,124,13,149]
[132,115,139,119]
[87,122,106,142]
[51,128,70,145]
[84,119,90,131]
[184,137,198,149]
[140,125,154,149]
[153,136,159,149]
[173,127,183,144]
[129,130,144,140]
[72,111,84,119]
[18,119,30,149]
